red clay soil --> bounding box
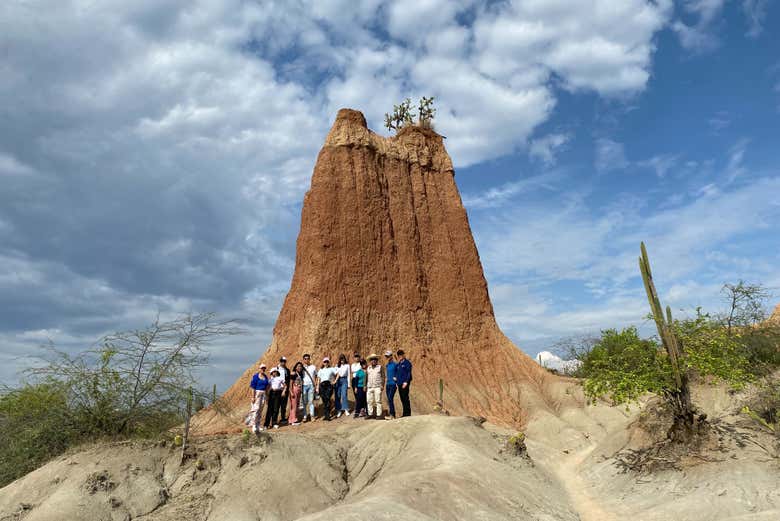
[192,109,558,434]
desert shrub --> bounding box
[674,312,751,386]
[583,318,752,407]
[0,313,242,487]
[737,326,780,374]
[582,327,671,404]
[742,378,780,433]
[0,382,78,486]
[719,281,780,373]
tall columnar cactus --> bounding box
[639,242,696,436]
[438,378,444,405]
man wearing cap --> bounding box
[366,354,384,419]
[264,368,286,429]
[316,357,338,421]
[301,354,317,422]
[396,349,413,417]
[275,357,290,424]
[247,364,269,433]
[384,351,398,419]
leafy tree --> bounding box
[0,313,242,486]
[721,280,771,332]
[583,244,755,442]
[583,319,751,405]
[719,281,780,372]
[582,327,672,405]
[27,313,243,437]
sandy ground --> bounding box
[1,381,778,521]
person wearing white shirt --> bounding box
[335,354,351,418]
[301,354,317,422]
[275,357,290,424]
[316,358,338,421]
[264,368,286,429]
[349,352,362,414]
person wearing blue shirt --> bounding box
[384,350,398,419]
[395,349,413,417]
[246,364,269,433]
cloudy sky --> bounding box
[1,0,778,391]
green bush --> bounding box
[582,317,752,407]
[0,313,242,487]
[582,327,672,405]
[0,383,78,486]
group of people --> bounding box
[245,349,413,432]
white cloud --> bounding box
[595,138,629,173]
[637,153,678,178]
[462,171,562,210]
[529,133,570,165]
[0,0,676,389]
[535,351,581,372]
[672,0,726,52]
[742,0,770,38]
[0,153,36,176]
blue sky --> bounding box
[1,0,778,390]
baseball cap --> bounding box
[280,356,287,362]
[322,357,330,362]
[384,350,392,357]
[259,363,267,369]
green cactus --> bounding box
[384,98,416,132]
[639,242,696,436]
[418,96,436,127]
[438,378,444,404]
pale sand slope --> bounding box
[0,415,576,521]
[1,383,778,521]
[522,382,780,521]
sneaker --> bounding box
[292,422,300,426]
[346,411,351,416]
[273,424,279,429]
[336,411,343,418]
[251,426,258,434]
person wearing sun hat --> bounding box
[366,354,384,419]
[384,350,398,419]
[246,363,269,433]
[316,357,338,420]
[264,367,286,429]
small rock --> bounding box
[718,489,727,496]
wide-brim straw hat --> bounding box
[368,353,379,360]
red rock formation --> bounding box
[194,109,554,433]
